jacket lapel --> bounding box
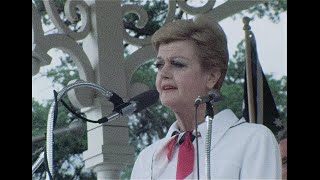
[151,122,180,179]
[198,109,242,150]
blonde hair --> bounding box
[151,14,229,89]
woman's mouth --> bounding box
[162,85,177,91]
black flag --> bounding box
[242,32,282,135]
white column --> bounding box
[82,0,133,179]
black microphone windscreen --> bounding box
[129,89,159,113]
[208,89,222,103]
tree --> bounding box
[242,0,287,23]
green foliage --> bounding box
[46,54,79,86]
[224,40,246,85]
[32,98,50,137]
[130,60,157,88]
[129,103,175,154]
[234,0,287,23]
[218,83,244,118]
[32,96,96,179]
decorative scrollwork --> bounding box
[32,0,95,107]
[43,0,91,40]
[164,0,177,24]
[122,0,179,47]
[125,45,157,99]
[121,0,217,47]
[32,2,51,75]
[122,4,151,46]
[176,0,216,15]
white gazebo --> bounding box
[32,0,264,179]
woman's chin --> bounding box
[160,99,178,109]
[161,99,188,111]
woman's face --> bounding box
[155,40,217,111]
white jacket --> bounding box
[131,109,281,179]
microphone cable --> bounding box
[59,89,159,124]
[59,97,109,124]
[33,80,117,179]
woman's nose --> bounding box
[158,64,172,79]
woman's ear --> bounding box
[206,71,221,89]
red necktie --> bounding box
[167,131,195,180]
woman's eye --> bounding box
[155,63,164,69]
[171,61,185,68]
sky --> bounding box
[220,13,287,80]
[32,3,287,104]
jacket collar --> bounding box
[166,109,244,150]
[200,109,243,150]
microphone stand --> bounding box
[194,90,221,179]
[32,80,114,179]
[205,102,214,180]
[194,104,200,180]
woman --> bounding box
[131,14,281,179]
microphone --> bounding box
[194,89,221,106]
[108,91,124,107]
[98,89,159,123]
